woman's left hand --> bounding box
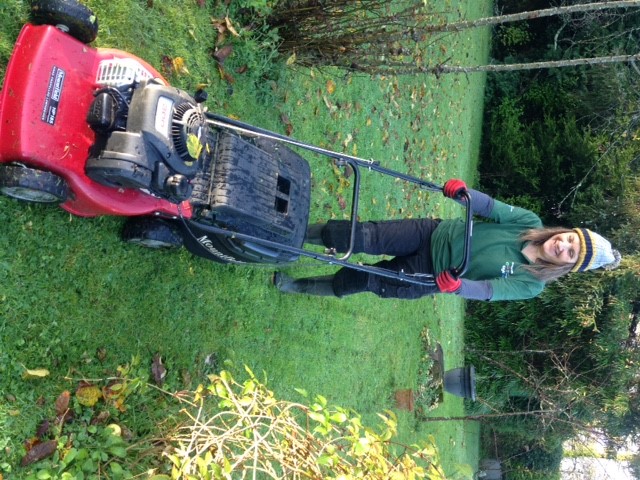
[443,179,468,199]
[435,271,461,293]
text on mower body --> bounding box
[41,66,66,125]
[197,236,244,264]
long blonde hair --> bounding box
[520,227,575,282]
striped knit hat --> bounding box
[571,228,621,273]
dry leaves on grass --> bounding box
[19,353,168,467]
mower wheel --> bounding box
[30,0,99,44]
[0,165,68,203]
[122,218,184,249]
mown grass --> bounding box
[0,0,491,476]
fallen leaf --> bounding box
[114,397,127,413]
[225,16,240,37]
[211,18,228,45]
[280,113,293,136]
[23,437,39,451]
[21,440,57,466]
[217,65,235,84]
[161,55,173,77]
[286,53,297,66]
[213,45,233,64]
[22,368,50,380]
[211,17,226,30]
[96,347,107,362]
[172,57,190,75]
[90,410,111,425]
[76,384,103,407]
[55,391,70,416]
[121,425,134,441]
[343,164,354,179]
[326,79,336,95]
[35,420,50,439]
[236,65,248,74]
[196,0,205,6]
[323,96,337,113]
[186,133,203,160]
[102,380,124,402]
[152,354,167,386]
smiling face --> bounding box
[540,232,581,266]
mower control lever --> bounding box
[449,189,473,279]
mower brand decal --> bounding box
[41,66,66,125]
[155,96,174,140]
[197,236,244,264]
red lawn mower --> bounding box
[0,0,472,286]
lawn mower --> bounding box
[0,0,472,286]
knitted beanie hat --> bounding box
[571,228,622,272]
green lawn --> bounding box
[0,0,491,477]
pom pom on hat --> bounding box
[571,228,621,273]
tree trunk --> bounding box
[424,0,640,32]
[431,53,640,75]
[421,410,562,422]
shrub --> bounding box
[162,367,460,479]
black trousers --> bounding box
[322,219,441,299]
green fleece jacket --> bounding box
[430,199,545,301]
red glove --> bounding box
[443,179,468,199]
[436,271,462,293]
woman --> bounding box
[273,179,621,301]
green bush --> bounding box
[468,263,640,466]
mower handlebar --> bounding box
[205,112,474,286]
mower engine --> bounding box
[82,65,311,264]
[85,78,207,203]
